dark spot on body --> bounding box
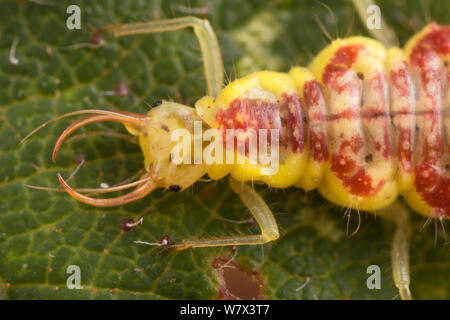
[169,185,182,192]
[161,124,169,132]
[357,72,364,80]
[365,153,373,163]
[152,100,163,108]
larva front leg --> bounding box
[105,16,223,97]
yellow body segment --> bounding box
[196,71,309,188]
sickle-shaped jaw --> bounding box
[49,109,159,207]
[51,110,146,162]
[57,173,158,207]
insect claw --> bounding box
[52,111,145,162]
[57,173,158,207]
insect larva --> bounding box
[21,2,449,300]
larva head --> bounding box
[43,103,206,207]
[133,102,207,190]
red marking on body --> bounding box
[408,24,450,217]
[382,124,393,158]
[323,44,364,94]
[410,24,450,68]
[331,136,385,197]
[304,80,329,161]
[396,128,413,173]
[215,93,305,154]
[410,25,447,107]
[414,164,450,217]
[390,63,411,98]
[364,72,393,159]
[415,128,448,216]
[375,142,381,151]
[369,72,387,100]
[341,134,364,154]
[326,109,361,121]
[329,44,364,67]
[331,153,385,197]
[282,93,306,153]
[304,80,322,107]
[390,60,415,172]
[310,131,328,162]
[423,132,444,164]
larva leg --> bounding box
[106,17,223,97]
[140,177,279,250]
[379,201,413,300]
[352,0,397,48]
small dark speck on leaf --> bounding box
[91,33,104,46]
[159,235,172,248]
[115,83,129,97]
[75,154,84,165]
[120,218,136,232]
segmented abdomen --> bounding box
[195,24,450,218]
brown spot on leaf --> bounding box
[212,256,264,300]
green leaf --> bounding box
[0,0,449,300]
